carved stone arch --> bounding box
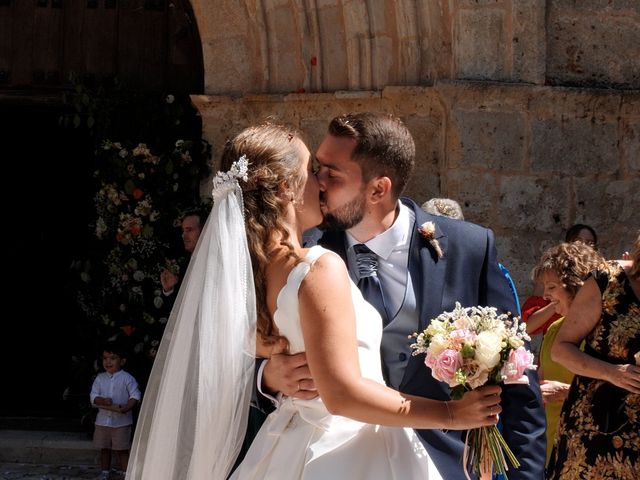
[188,0,450,95]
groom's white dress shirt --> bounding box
[345,201,414,319]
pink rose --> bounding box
[501,347,535,384]
[450,328,475,345]
[430,349,463,385]
[424,352,437,369]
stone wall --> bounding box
[188,0,640,299]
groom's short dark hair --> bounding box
[328,112,415,198]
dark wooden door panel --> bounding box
[2,0,202,93]
[32,0,64,85]
[83,1,118,77]
[118,0,166,90]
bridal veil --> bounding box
[127,156,256,479]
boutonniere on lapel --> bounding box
[418,221,443,258]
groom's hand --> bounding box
[263,339,317,400]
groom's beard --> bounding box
[319,191,366,231]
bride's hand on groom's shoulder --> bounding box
[262,339,318,400]
[450,385,502,430]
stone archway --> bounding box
[188,0,457,95]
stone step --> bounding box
[0,430,98,466]
[0,416,89,432]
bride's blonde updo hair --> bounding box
[220,122,305,345]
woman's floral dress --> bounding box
[546,262,639,479]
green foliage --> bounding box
[66,77,211,383]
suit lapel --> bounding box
[404,199,448,330]
[401,199,449,389]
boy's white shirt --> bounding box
[90,369,141,427]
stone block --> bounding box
[371,36,394,89]
[405,165,441,208]
[404,114,444,203]
[300,117,331,153]
[549,0,639,13]
[574,178,640,230]
[382,86,440,115]
[455,9,507,80]
[531,118,618,174]
[574,178,640,258]
[547,14,640,88]
[457,0,507,6]
[417,0,454,82]
[405,113,444,164]
[203,37,257,94]
[512,0,546,84]
[267,5,306,93]
[621,119,640,175]
[494,234,541,304]
[317,5,349,90]
[498,176,570,233]
[452,109,525,170]
[442,170,498,227]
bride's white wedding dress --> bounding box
[231,246,442,479]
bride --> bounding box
[126,123,502,479]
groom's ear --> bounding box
[368,176,393,204]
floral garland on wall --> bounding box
[68,90,211,388]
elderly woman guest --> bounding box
[521,224,600,336]
[532,242,606,464]
[547,235,640,479]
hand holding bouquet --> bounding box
[410,302,536,479]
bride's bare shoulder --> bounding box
[301,251,350,294]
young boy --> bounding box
[90,341,141,480]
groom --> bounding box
[260,112,546,479]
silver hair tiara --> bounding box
[211,155,249,201]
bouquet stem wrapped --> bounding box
[466,424,519,479]
[411,303,535,480]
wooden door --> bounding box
[0,0,203,93]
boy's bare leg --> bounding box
[116,450,130,472]
[100,448,112,471]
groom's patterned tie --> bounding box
[354,243,390,326]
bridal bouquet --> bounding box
[410,302,535,479]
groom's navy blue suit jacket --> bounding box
[315,198,546,480]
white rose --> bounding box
[508,336,524,349]
[428,334,448,357]
[475,331,503,370]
